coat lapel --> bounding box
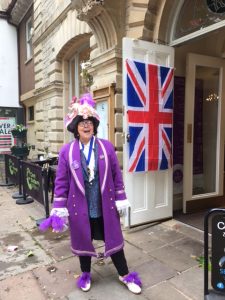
[97,139,108,194]
[69,140,85,196]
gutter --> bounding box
[0,0,17,19]
[0,11,8,19]
[5,0,18,15]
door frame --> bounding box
[183,53,225,213]
[122,37,174,226]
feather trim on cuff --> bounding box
[39,215,67,232]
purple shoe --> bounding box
[119,272,142,294]
[77,272,91,292]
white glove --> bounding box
[50,207,69,218]
[115,199,130,217]
[50,207,69,232]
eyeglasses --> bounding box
[78,120,93,127]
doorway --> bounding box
[173,28,225,218]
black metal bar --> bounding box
[5,154,8,184]
[204,208,225,296]
[18,159,22,195]
[43,168,49,218]
[22,161,27,201]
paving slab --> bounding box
[0,187,45,232]
[149,245,198,272]
[123,242,154,267]
[0,271,46,300]
[169,265,204,300]
[134,259,177,289]
[166,220,205,243]
[171,236,204,257]
[33,256,87,299]
[31,227,72,261]
[149,224,186,244]
[143,281,190,300]
[0,230,53,280]
[123,224,160,245]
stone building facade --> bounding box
[16,0,225,218]
[21,0,168,162]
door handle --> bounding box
[122,133,130,143]
[187,124,192,143]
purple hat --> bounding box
[65,93,100,133]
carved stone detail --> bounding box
[76,0,104,21]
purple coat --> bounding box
[53,138,127,257]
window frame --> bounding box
[25,17,33,61]
[27,105,34,122]
[68,43,90,100]
[169,0,225,46]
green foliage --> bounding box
[80,61,93,88]
[11,124,27,132]
[196,255,211,271]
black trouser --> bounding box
[79,249,129,277]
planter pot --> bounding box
[11,146,30,157]
[11,130,27,138]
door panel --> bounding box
[122,38,174,226]
[183,53,225,213]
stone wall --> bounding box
[31,1,91,155]
[24,0,165,157]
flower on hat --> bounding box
[65,93,100,131]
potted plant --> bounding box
[11,144,30,157]
[11,124,27,138]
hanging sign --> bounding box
[0,117,16,154]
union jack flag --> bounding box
[125,59,174,172]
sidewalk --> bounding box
[0,185,206,300]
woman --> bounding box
[40,93,142,294]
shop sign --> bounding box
[22,162,44,204]
[5,155,19,184]
[0,117,16,154]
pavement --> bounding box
[0,184,211,300]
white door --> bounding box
[183,53,225,213]
[122,37,174,226]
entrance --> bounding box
[173,28,225,215]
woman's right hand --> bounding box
[50,208,69,232]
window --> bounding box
[28,106,34,121]
[174,0,225,40]
[69,45,91,99]
[26,17,33,60]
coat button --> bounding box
[110,197,113,201]
[75,212,77,215]
[73,204,76,207]
[109,188,112,191]
[111,207,114,209]
[72,195,75,198]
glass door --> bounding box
[183,54,225,213]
